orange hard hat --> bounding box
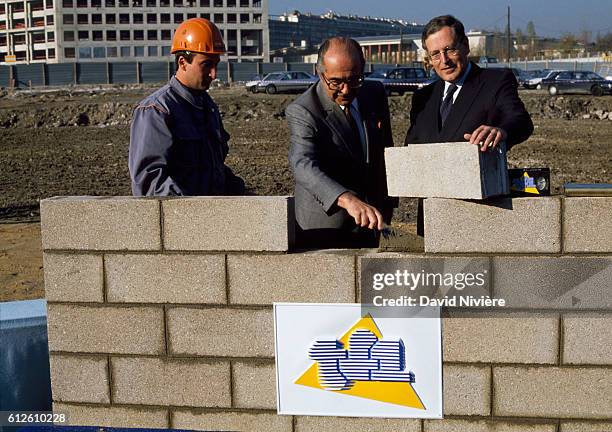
[171,18,226,55]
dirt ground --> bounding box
[1,85,611,301]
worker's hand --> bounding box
[337,192,384,230]
[464,125,507,152]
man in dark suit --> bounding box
[287,37,397,248]
[405,15,534,235]
[406,15,533,150]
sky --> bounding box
[269,0,612,38]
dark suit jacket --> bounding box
[405,63,533,149]
[287,80,397,247]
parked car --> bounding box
[365,67,432,95]
[246,71,318,94]
[525,69,564,90]
[518,70,543,89]
[542,70,612,96]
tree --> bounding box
[559,33,578,55]
[526,21,536,57]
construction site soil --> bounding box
[1,85,611,301]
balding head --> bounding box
[317,37,365,74]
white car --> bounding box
[526,70,565,90]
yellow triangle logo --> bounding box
[294,314,425,410]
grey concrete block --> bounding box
[563,314,612,365]
[43,253,103,302]
[162,197,294,252]
[425,197,561,253]
[40,197,161,251]
[111,357,231,407]
[105,254,226,304]
[493,257,612,310]
[564,197,612,252]
[493,366,612,418]
[443,314,559,364]
[385,142,509,199]
[424,419,556,432]
[295,416,421,432]
[232,360,276,409]
[443,364,491,416]
[53,403,169,428]
[167,307,274,357]
[49,354,109,403]
[173,411,292,432]
[560,422,612,432]
[228,253,354,304]
[47,304,165,354]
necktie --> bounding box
[439,83,458,128]
[344,105,365,157]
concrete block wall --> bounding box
[42,196,612,432]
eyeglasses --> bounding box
[428,46,461,63]
[321,73,364,90]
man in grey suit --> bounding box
[287,37,397,248]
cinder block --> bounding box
[40,197,161,251]
[563,314,612,365]
[228,253,354,304]
[424,419,556,432]
[47,304,164,354]
[295,416,421,432]
[564,197,612,252]
[443,364,491,416]
[443,315,559,364]
[53,403,169,428]
[385,142,509,199]
[493,366,612,418]
[493,258,612,310]
[167,307,274,357]
[105,254,225,304]
[232,360,276,409]
[49,354,109,403]
[162,197,294,252]
[424,197,561,253]
[560,422,612,432]
[111,357,231,407]
[43,253,103,302]
[172,411,291,432]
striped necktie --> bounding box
[439,83,458,128]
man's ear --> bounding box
[177,56,186,71]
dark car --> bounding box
[246,71,318,94]
[365,67,432,95]
[542,70,612,96]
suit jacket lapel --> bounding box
[441,63,484,140]
[428,80,445,134]
[316,81,362,161]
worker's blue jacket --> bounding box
[129,76,244,196]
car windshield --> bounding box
[369,70,389,78]
[264,73,285,81]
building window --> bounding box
[93,47,105,58]
[78,47,92,58]
[33,33,46,43]
[63,14,74,24]
[173,13,183,23]
[76,0,87,7]
[14,34,26,44]
[105,0,115,6]
[120,30,130,40]
[48,48,56,59]
[147,29,157,40]
[92,14,102,24]
[253,13,261,23]
[46,15,54,25]
[47,31,55,42]
[146,0,156,5]
[161,29,171,40]
[93,30,103,40]
[45,0,53,8]
[160,0,169,6]
[119,13,129,24]
[200,13,209,19]
[134,46,144,56]
[77,14,88,24]
[227,13,236,23]
[33,49,47,60]
[160,13,170,23]
[107,46,117,57]
[213,13,223,23]
[227,0,235,6]
[134,30,144,40]
[161,46,171,56]
[174,0,182,5]
[64,30,75,41]
[91,0,101,6]
[239,0,248,6]
[120,46,130,57]
[187,13,196,19]
[133,0,142,6]
[106,30,116,40]
[147,13,157,24]
[213,0,222,6]
[199,0,209,5]
[118,0,128,6]
[106,13,115,23]
[64,47,76,58]
[78,30,89,40]
[240,13,248,23]
[147,46,158,56]
[252,0,260,7]
[133,13,143,24]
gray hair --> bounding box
[316,37,365,74]
[422,15,467,51]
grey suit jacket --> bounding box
[287,80,396,237]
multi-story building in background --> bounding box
[0,0,269,64]
[269,10,424,53]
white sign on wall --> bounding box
[274,303,443,419]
